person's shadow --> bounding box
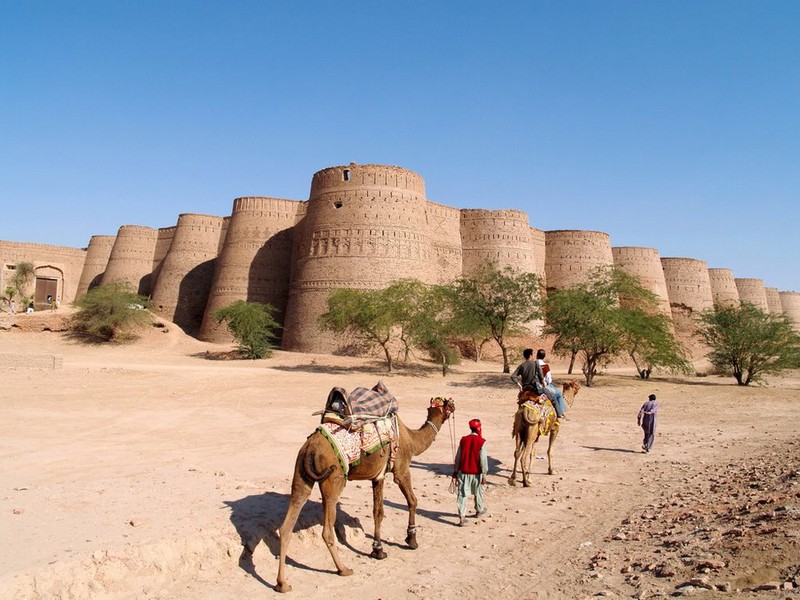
[224,491,366,591]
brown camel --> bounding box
[275,397,455,593]
[508,380,580,486]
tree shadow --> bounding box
[447,373,510,388]
[269,362,442,378]
[581,445,640,454]
[224,491,366,591]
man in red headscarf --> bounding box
[452,418,488,526]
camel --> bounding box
[275,397,455,593]
[508,380,580,487]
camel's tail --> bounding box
[303,448,335,483]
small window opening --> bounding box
[343,169,350,181]
[334,201,343,209]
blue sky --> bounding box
[1,1,798,291]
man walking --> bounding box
[452,418,488,526]
[637,393,660,453]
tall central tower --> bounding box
[282,163,433,352]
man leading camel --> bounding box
[452,418,488,526]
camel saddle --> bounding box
[319,380,399,431]
[519,398,557,435]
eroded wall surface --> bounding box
[708,268,740,308]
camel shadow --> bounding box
[410,456,506,476]
[224,491,367,590]
[581,445,640,454]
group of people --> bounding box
[5,299,35,314]
[451,347,661,526]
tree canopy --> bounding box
[450,262,542,373]
[214,300,281,359]
[697,303,800,385]
[543,266,690,386]
[71,283,152,342]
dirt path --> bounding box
[1,326,798,599]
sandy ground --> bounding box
[1,315,799,599]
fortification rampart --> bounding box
[0,241,87,306]
[150,214,226,333]
[779,292,800,330]
[661,258,714,313]
[198,197,304,342]
[5,162,799,346]
[612,247,671,316]
[765,287,783,315]
[460,209,536,277]
[734,278,769,311]
[425,201,462,284]
[708,268,740,308]
[544,230,614,290]
[101,225,159,296]
[75,235,116,299]
[283,164,433,352]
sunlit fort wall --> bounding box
[460,209,536,277]
[199,197,304,342]
[0,241,86,307]
[150,214,227,333]
[611,247,671,317]
[100,225,159,296]
[661,258,714,314]
[780,292,800,330]
[734,278,769,312]
[75,235,116,299]
[765,287,783,315]
[544,230,614,291]
[282,164,436,352]
[3,162,800,341]
[708,268,740,308]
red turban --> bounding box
[468,419,482,437]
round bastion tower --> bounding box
[282,164,434,353]
[198,197,304,343]
[611,247,672,318]
[460,209,537,277]
[779,292,800,330]
[101,225,159,296]
[734,278,769,311]
[544,230,614,290]
[661,257,714,314]
[708,268,740,308]
[75,234,116,299]
[764,287,783,315]
[150,213,227,333]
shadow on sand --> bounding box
[581,445,640,454]
[224,491,366,591]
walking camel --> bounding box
[508,380,580,486]
[275,397,455,593]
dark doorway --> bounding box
[35,277,58,308]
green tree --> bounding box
[71,283,152,342]
[319,287,398,371]
[697,303,800,385]
[449,262,542,373]
[214,300,280,359]
[544,266,690,386]
[402,283,461,376]
[2,262,35,308]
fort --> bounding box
[2,163,798,351]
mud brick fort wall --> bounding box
[2,163,798,349]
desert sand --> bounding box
[1,313,799,599]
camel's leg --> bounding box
[276,472,314,593]
[394,472,419,549]
[508,412,522,486]
[370,478,388,559]
[547,426,559,475]
[319,475,353,577]
[523,429,538,487]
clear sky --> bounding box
[2,1,798,291]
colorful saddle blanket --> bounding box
[318,416,399,477]
[520,399,557,435]
[322,381,399,430]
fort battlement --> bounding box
[612,247,671,316]
[708,268,740,308]
[544,230,614,291]
[4,162,798,346]
[734,278,769,311]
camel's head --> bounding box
[429,396,455,421]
